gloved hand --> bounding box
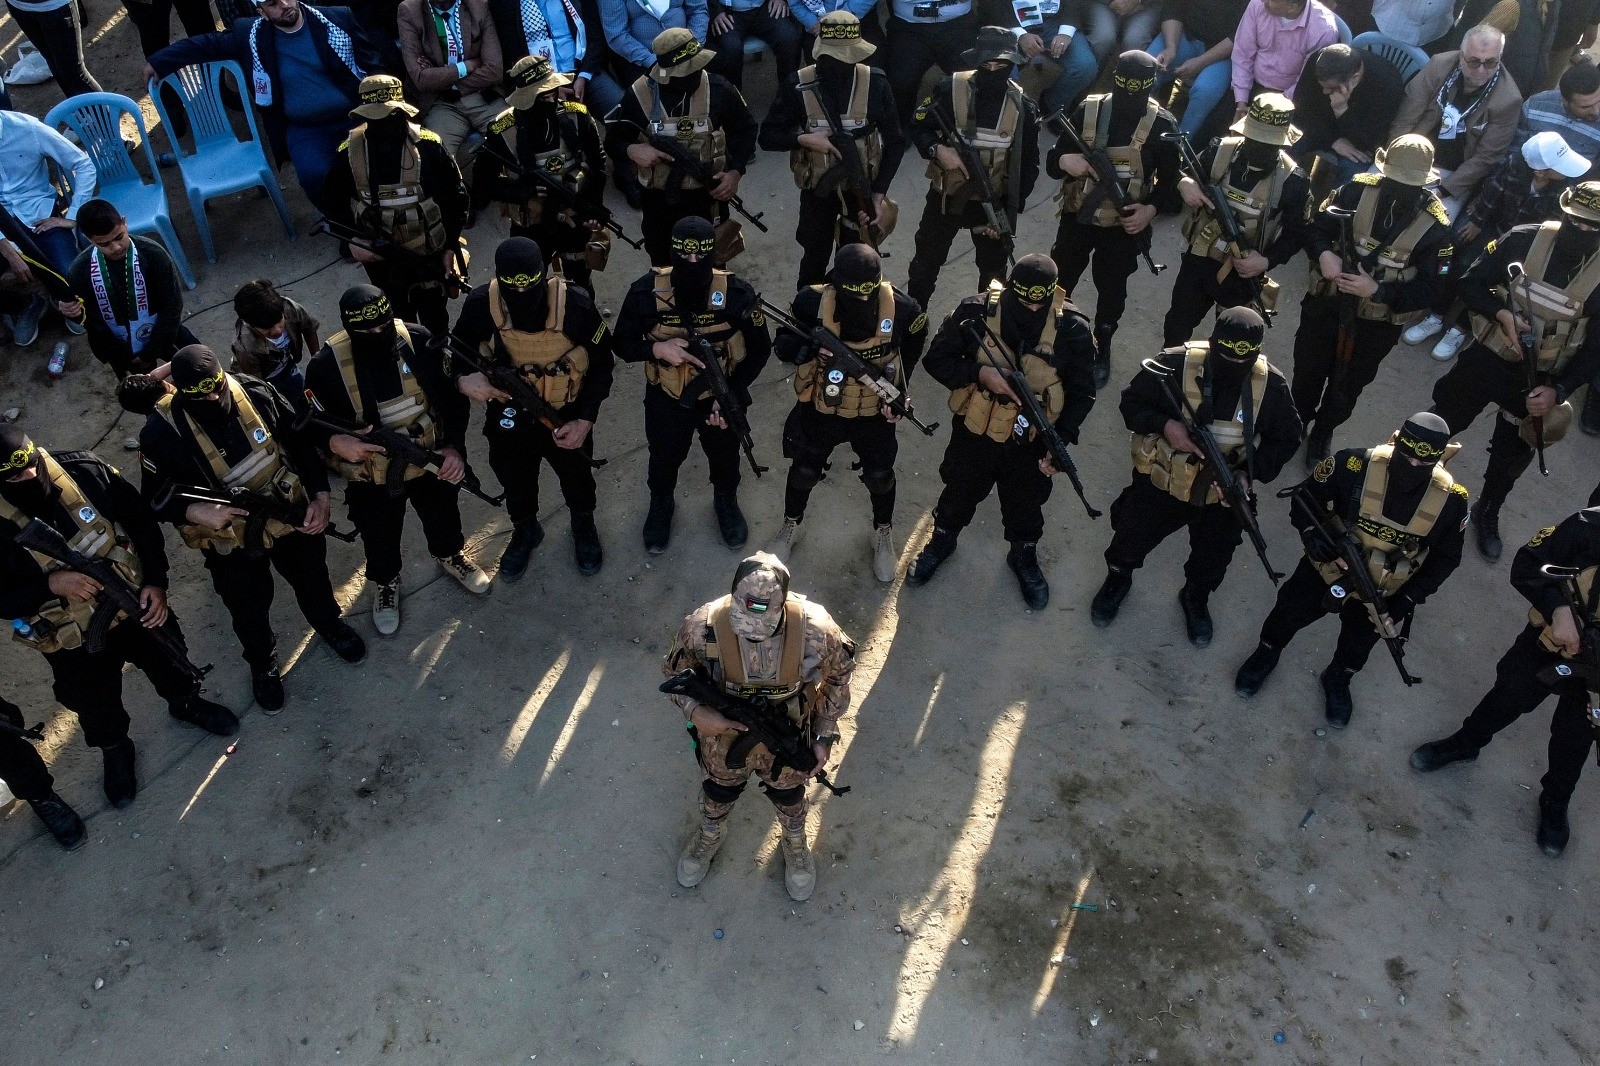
[1303,527,1342,565]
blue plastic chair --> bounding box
[149,59,295,263]
[1334,14,1353,45]
[43,92,198,289]
[1352,31,1431,83]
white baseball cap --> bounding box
[1522,131,1590,178]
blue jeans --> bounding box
[33,223,83,277]
[1037,33,1101,117]
[1147,34,1232,135]
[284,119,350,212]
[578,71,624,121]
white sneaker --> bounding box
[769,516,800,562]
[5,45,51,86]
[1402,313,1444,346]
[1431,327,1467,361]
[437,552,491,595]
[872,524,898,584]
[372,577,401,636]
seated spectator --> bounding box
[707,0,803,90]
[58,200,198,379]
[0,108,95,348]
[1517,55,1600,165]
[229,277,320,409]
[487,0,624,117]
[1545,0,1599,90]
[1085,0,1161,66]
[600,0,711,86]
[1149,0,1251,135]
[1403,130,1588,359]
[1007,1,1101,119]
[1231,0,1340,121]
[6,0,102,100]
[397,0,505,156]
[1389,25,1521,213]
[1291,43,1405,183]
[1371,0,1458,49]
[145,0,383,212]
[1475,0,1559,92]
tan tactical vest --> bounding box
[485,276,587,407]
[160,377,304,554]
[0,451,142,654]
[925,72,1024,201]
[1183,137,1295,260]
[632,73,726,191]
[791,64,882,190]
[948,281,1066,442]
[490,104,590,228]
[704,593,808,722]
[1057,95,1165,225]
[1312,442,1462,596]
[1531,564,1600,653]
[1469,221,1600,373]
[646,268,746,398]
[793,283,899,417]
[1308,175,1446,325]
[323,323,437,485]
[1131,344,1269,506]
[347,124,448,256]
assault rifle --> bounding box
[1507,261,1550,477]
[795,80,881,249]
[927,100,1015,268]
[612,116,768,232]
[758,297,938,436]
[1285,484,1421,685]
[152,482,358,556]
[661,296,765,477]
[1162,131,1274,325]
[1141,357,1280,584]
[1535,562,1600,759]
[0,710,45,742]
[296,410,506,508]
[660,666,850,796]
[1046,109,1163,275]
[478,144,643,250]
[1325,205,1361,392]
[312,217,470,295]
[443,340,609,469]
[961,316,1101,518]
[13,518,211,688]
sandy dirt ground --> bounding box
[0,17,1597,1064]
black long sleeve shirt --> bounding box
[758,66,905,195]
[608,72,759,176]
[772,284,929,377]
[1045,98,1179,206]
[451,281,616,424]
[1513,508,1600,623]
[1189,139,1313,268]
[1119,347,1303,484]
[303,323,471,453]
[66,236,187,376]
[474,102,608,221]
[907,75,1041,210]
[612,270,772,404]
[922,294,1097,444]
[137,376,330,527]
[1292,48,1407,157]
[1305,178,1456,316]
[322,129,470,247]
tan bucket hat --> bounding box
[651,28,716,80]
[506,54,573,109]
[1559,180,1600,223]
[1375,134,1440,187]
[814,11,876,63]
[1228,92,1302,146]
[350,74,417,121]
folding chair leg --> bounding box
[187,190,217,263]
[155,215,198,289]
[260,170,295,241]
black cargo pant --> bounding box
[931,422,1053,543]
[644,384,743,496]
[0,693,53,802]
[363,258,451,340]
[202,532,345,671]
[1454,623,1597,804]
[1162,251,1268,347]
[485,418,598,526]
[906,192,1011,314]
[1430,340,1541,505]
[781,402,898,525]
[1103,473,1244,593]
[1052,216,1142,331]
[1256,557,1408,673]
[1291,294,1403,436]
[795,188,870,290]
[640,187,724,267]
[346,476,465,586]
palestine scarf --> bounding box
[250,5,363,107]
[88,242,155,355]
[1434,63,1499,142]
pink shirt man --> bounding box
[1231,0,1340,110]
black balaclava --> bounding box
[1237,136,1281,176]
[829,243,883,341]
[171,344,233,424]
[495,237,549,332]
[669,216,717,311]
[516,91,561,159]
[340,285,398,361]
[973,62,1011,126]
[816,53,853,106]
[1206,306,1265,418]
[1108,51,1158,143]
[1385,411,1451,523]
[1000,254,1058,352]
[1554,216,1600,276]
[362,112,410,184]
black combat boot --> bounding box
[1234,641,1281,698]
[1090,566,1132,627]
[1303,426,1332,473]
[643,494,675,554]
[1410,730,1481,772]
[498,520,545,581]
[101,739,138,809]
[712,489,748,549]
[1472,498,1503,561]
[169,695,240,737]
[1177,583,1213,647]
[1320,665,1356,728]
[571,512,603,575]
[1092,323,1115,391]
[1006,540,1050,610]
[1537,791,1571,856]
[29,792,86,850]
[906,527,958,586]
[1583,387,1600,436]
[321,621,367,664]
[252,660,285,714]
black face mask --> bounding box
[974,65,1010,94]
[365,113,408,151]
[999,291,1049,351]
[348,323,397,363]
[1557,220,1600,258]
[1240,139,1279,172]
[1383,458,1435,523]
[835,286,880,341]
[502,282,548,333]
[671,258,714,311]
